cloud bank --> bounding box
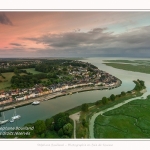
[21,26,150,57]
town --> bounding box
[0,59,120,107]
[0,59,42,69]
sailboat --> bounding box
[11,107,21,121]
[0,112,9,125]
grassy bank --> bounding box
[0,72,15,90]
[68,88,143,138]
[103,60,138,63]
[103,60,150,65]
[103,63,150,74]
[73,80,145,138]
[94,95,150,138]
[77,94,141,138]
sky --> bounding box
[0,11,150,58]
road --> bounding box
[69,112,80,139]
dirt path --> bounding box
[69,112,80,138]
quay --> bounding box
[0,79,121,112]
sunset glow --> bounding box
[1,12,150,57]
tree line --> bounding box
[11,73,47,88]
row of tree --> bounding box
[0,64,35,73]
[81,80,145,110]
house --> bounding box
[0,97,12,105]
[95,82,102,86]
[35,91,39,97]
[15,95,25,101]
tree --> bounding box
[61,135,69,138]
[63,67,67,72]
[54,117,67,131]
[134,83,141,91]
[138,80,145,87]
[45,118,54,130]
[110,94,115,101]
[102,97,107,105]
[34,120,46,134]
[14,68,19,75]
[121,91,126,96]
[63,123,73,137]
[58,128,64,137]
[95,100,101,106]
[82,119,88,127]
[81,103,89,112]
[147,95,150,99]
[53,112,70,131]
[40,133,45,138]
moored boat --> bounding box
[12,115,21,120]
[9,118,14,123]
[0,119,9,125]
[11,107,21,121]
[0,112,8,125]
[32,101,40,105]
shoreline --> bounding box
[68,88,146,139]
[0,79,122,112]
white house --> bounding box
[16,96,24,101]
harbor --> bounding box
[0,79,121,112]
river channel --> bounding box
[0,57,150,129]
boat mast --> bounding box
[14,107,16,116]
[2,112,5,120]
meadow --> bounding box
[103,63,150,74]
[103,60,150,64]
[23,68,42,74]
[0,72,15,90]
[0,68,42,90]
[103,60,137,63]
[94,95,150,138]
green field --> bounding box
[23,68,42,74]
[0,72,15,90]
[103,63,150,74]
[103,60,150,64]
[0,68,41,90]
[103,60,138,63]
[94,96,150,138]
